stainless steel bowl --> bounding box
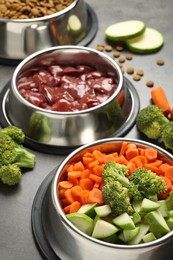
[0,0,90,60]
[6,45,127,147]
[43,138,173,260]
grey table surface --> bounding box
[0,0,173,259]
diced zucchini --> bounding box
[77,203,97,218]
[123,227,140,242]
[139,198,160,214]
[158,199,170,218]
[166,217,173,230]
[94,204,112,218]
[66,213,94,236]
[132,200,142,213]
[113,212,135,230]
[92,219,119,239]
[142,232,156,243]
[128,224,150,245]
[132,212,141,224]
[144,210,170,238]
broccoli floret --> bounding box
[161,121,173,151]
[102,180,134,217]
[0,164,22,185]
[136,105,169,139]
[1,125,25,144]
[102,161,129,187]
[0,130,35,169]
[128,167,166,199]
[28,112,52,142]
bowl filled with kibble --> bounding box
[0,0,96,61]
[42,137,173,260]
[3,45,140,152]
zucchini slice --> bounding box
[126,27,164,54]
[105,20,146,41]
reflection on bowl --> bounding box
[44,138,173,260]
[6,45,127,147]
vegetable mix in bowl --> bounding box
[57,141,173,245]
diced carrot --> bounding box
[64,205,71,214]
[105,154,116,162]
[87,188,104,205]
[82,156,94,166]
[68,171,82,179]
[144,147,158,162]
[149,159,163,168]
[126,143,137,149]
[69,201,81,213]
[158,163,171,175]
[79,178,94,190]
[92,165,104,177]
[143,163,158,174]
[164,166,173,183]
[64,189,76,204]
[71,185,83,200]
[73,161,85,171]
[58,180,74,189]
[66,164,74,172]
[137,155,148,165]
[119,141,128,156]
[80,190,90,204]
[93,150,106,164]
[81,169,91,178]
[151,86,171,115]
[89,174,103,185]
[130,156,143,168]
[125,148,139,160]
[88,160,99,168]
[58,188,66,199]
[160,176,172,191]
[116,155,128,165]
[127,161,136,175]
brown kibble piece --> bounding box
[113,51,120,58]
[146,80,154,87]
[105,45,113,52]
[157,58,165,65]
[96,46,104,52]
[126,66,134,75]
[136,69,144,77]
[126,54,133,60]
[133,75,141,81]
[118,63,123,68]
[115,45,124,51]
[118,57,125,63]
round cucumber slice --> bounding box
[105,20,146,41]
[126,27,164,54]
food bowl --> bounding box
[4,45,136,149]
[42,138,173,260]
[0,0,97,61]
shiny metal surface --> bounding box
[0,0,88,60]
[43,138,173,260]
[6,45,125,147]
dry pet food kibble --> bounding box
[146,80,154,87]
[126,66,134,75]
[0,0,73,19]
[157,58,165,66]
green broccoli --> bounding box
[128,167,166,199]
[0,126,36,185]
[102,161,129,187]
[1,125,25,144]
[136,105,169,139]
[0,164,22,185]
[161,121,173,151]
[28,112,52,142]
[102,180,134,217]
